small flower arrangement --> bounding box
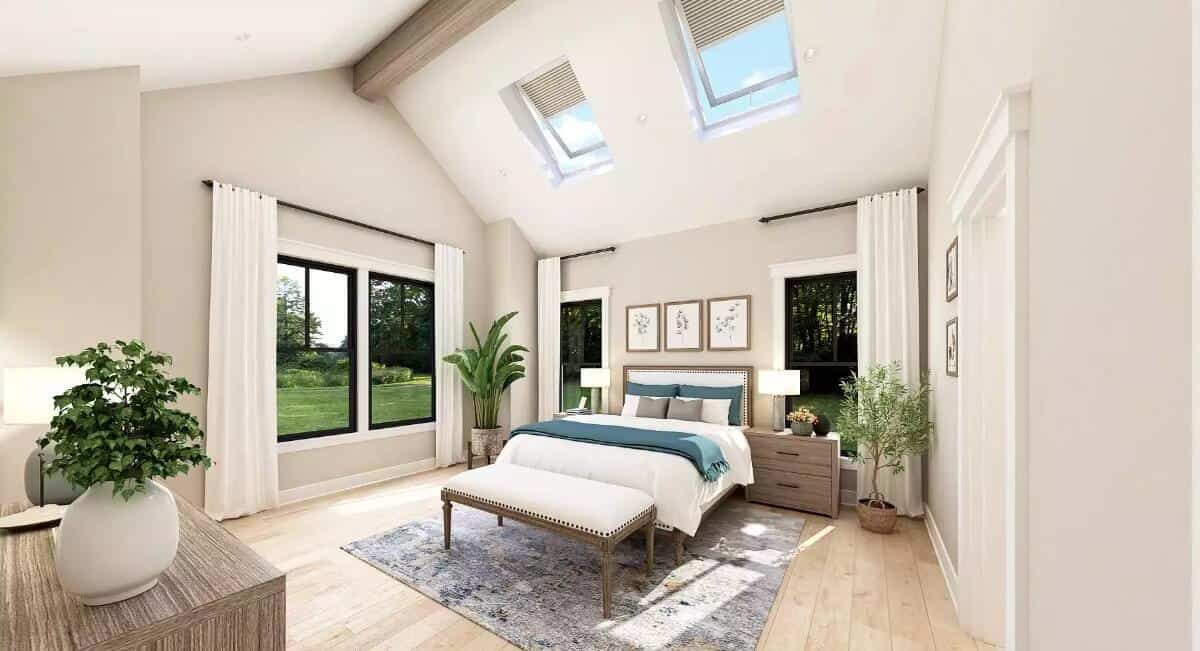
[787,408,819,425]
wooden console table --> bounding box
[0,495,285,650]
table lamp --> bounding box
[580,368,611,414]
[757,369,801,432]
[2,367,85,523]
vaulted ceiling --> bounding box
[388,0,945,255]
[1,0,428,90]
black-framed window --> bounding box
[368,273,435,428]
[785,272,858,454]
[560,299,602,410]
[276,256,357,441]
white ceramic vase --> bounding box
[56,480,179,605]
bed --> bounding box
[494,366,756,545]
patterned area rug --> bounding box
[342,496,806,650]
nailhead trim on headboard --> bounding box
[622,365,753,428]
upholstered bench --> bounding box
[441,464,656,618]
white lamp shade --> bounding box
[758,369,802,396]
[580,367,611,388]
[2,367,86,425]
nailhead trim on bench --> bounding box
[442,487,654,538]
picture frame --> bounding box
[626,303,661,352]
[663,299,703,351]
[706,295,751,351]
[946,317,959,377]
[946,236,959,302]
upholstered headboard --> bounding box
[622,365,754,428]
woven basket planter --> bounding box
[856,498,898,534]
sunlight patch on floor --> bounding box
[328,484,442,515]
[797,524,835,551]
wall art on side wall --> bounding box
[707,295,751,351]
[664,299,703,351]
[626,304,661,352]
[946,317,959,377]
[946,236,959,301]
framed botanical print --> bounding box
[707,295,751,351]
[664,299,703,351]
[946,317,959,377]
[626,303,661,352]
[946,237,959,302]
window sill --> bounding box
[277,422,435,455]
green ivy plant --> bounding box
[442,312,527,430]
[837,363,934,508]
[38,340,211,500]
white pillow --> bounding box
[620,394,640,417]
[675,397,731,426]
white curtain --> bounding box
[205,182,279,521]
[536,257,561,421]
[435,244,465,467]
[856,187,923,516]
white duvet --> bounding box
[494,414,754,536]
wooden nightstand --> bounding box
[743,428,841,518]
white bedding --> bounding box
[495,414,754,536]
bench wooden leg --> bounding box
[600,543,613,619]
[442,500,452,550]
[497,514,504,527]
[644,522,655,573]
[673,529,686,565]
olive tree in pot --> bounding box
[442,312,527,465]
[39,340,211,604]
[837,363,933,534]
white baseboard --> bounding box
[279,457,437,506]
[924,502,959,614]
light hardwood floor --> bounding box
[222,465,992,650]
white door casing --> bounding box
[947,85,1030,649]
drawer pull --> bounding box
[776,482,800,489]
[775,451,800,457]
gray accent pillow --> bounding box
[635,396,670,419]
[666,398,702,422]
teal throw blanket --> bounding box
[509,419,730,482]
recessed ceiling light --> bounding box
[234,32,252,42]
[498,168,509,177]
[802,47,818,62]
[637,113,648,124]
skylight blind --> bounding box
[520,61,586,119]
[680,0,786,50]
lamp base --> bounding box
[772,395,787,431]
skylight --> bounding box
[517,59,613,182]
[669,0,800,132]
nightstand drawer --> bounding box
[748,468,833,514]
[747,436,834,478]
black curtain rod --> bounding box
[201,179,439,248]
[561,246,616,261]
[759,187,927,224]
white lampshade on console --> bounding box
[758,369,801,396]
[580,368,611,388]
[2,367,86,425]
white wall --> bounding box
[140,68,489,504]
[485,219,538,431]
[0,67,143,504]
[1026,1,1190,647]
[924,0,1033,570]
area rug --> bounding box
[342,496,805,650]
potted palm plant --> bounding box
[442,311,527,463]
[38,340,211,604]
[837,363,933,534]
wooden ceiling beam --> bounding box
[353,0,516,100]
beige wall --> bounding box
[0,67,143,504]
[140,68,488,503]
[485,219,538,431]
[1026,1,1190,647]
[924,0,1033,570]
[561,208,858,421]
